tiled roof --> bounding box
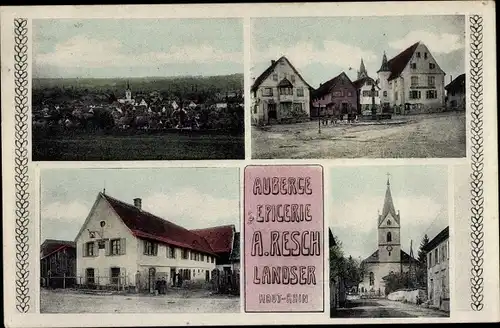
[191,224,235,254]
[40,239,76,259]
[386,42,420,81]
[251,56,313,92]
[312,72,355,99]
[362,249,417,264]
[422,226,449,253]
[352,76,379,90]
[101,193,217,256]
[379,180,399,225]
[229,231,240,261]
[445,74,466,92]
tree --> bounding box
[416,234,429,287]
[383,271,410,295]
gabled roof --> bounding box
[277,77,294,88]
[41,239,76,259]
[191,224,235,254]
[251,56,312,92]
[379,179,399,225]
[313,72,356,99]
[386,42,420,81]
[101,193,217,256]
[362,250,417,264]
[229,231,240,262]
[445,74,466,92]
[422,226,449,253]
[352,76,380,90]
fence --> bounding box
[211,269,240,296]
[41,275,130,291]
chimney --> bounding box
[271,60,276,65]
[133,198,142,210]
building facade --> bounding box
[377,42,446,114]
[423,226,450,312]
[191,225,240,272]
[40,239,77,288]
[75,192,225,291]
[312,72,358,118]
[353,59,381,114]
[445,74,466,110]
[358,178,414,296]
[251,56,312,125]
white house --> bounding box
[445,74,466,110]
[423,227,450,312]
[377,42,446,114]
[75,192,231,292]
[251,56,312,125]
[353,59,381,114]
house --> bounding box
[377,42,446,114]
[229,232,240,271]
[445,74,466,110]
[192,225,239,273]
[422,226,449,312]
[75,192,220,292]
[40,239,76,288]
[312,72,358,118]
[251,56,312,125]
[353,59,382,114]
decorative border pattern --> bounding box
[468,15,484,311]
[14,18,30,313]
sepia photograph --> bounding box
[32,19,244,161]
[251,16,466,159]
[328,166,450,318]
[39,168,241,313]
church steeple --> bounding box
[358,58,368,79]
[379,174,399,225]
[377,51,390,73]
[125,80,132,100]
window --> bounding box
[369,272,374,286]
[263,88,273,96]
[394,92,398,101]
[293,103,303,112]
[416,52,421,58]
[362,90,370,97]
[434,248,439,264]
[428,253,432,268]
[167,246,176,259]
[409,90,421,99]
[110,239,121,255]
[201,254,205,261]
[206,256,210,263]
[182,249,189,260]
[383,91,388,97]
[297,87,304,97]
[144,240,158,256]
[387,232,392,242]
[347,92,352,97]
[387,220,391,225]
[291,75,295,83]
[428,76,435,87]
[280,60,285,65]
[410,63,417,69]
[411,76,419,87]
[190,252,194,260]
[85,242,95,257]
[429,63,436,69]
[426,90,437,99]
[86,268,95,284]
[211,256,215,263]
[279,87,293,95]
[442,244,447,262]
[424,52,428,59]
[333,91,343,97]
[272,74,278,81]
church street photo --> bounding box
[32,19,244,161]
[40,168,240,313]
[329,166,449,318]
[251,15,465,159]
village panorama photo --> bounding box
[32,19,244,161]
[39,168,241,313]
[250,15,466,159]
[328,166,450,318]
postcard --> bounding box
[1,2,498,327]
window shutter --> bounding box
[105,239,110,256]
[82,242,86,257]
[93,241,98,257]
[121,238,126,255]
[143,241,147,255]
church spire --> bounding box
[358,58,368,79]
[377,51,390,73]
[379,174,398,225]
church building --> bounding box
[352,59,381,114]
[118,81,136,105]
[358,177,415,296]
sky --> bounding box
[33,19,243,78]
[251,15,465,88]
[329,165,448,261]
[40,168,240,242]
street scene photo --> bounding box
[32,19,244,161]
[329,166,450,318]
[250,16,466,159]
[40,168,240,313]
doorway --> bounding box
[268,104,277,120]
[205,270,210,282]
[148,267,156,293]
[170,268,176,286]
[110,267,120,285]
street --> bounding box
[331,298,449,318]
[40,289,240,313]
[252,111,466,159]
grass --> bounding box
[33,133,244,161]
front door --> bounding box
[205,270,210,282]
[268,104,277,120]
[148,267,156,293]
[110,267,120,285]
[170,268,176,286]
[341,103,349,115]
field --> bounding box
[252,111,466,159]
[33,131,244,161]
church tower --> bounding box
[377,176,401,264]
[357,58,368,79]
[125,80,132,101]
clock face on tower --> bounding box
[386,245,393,252]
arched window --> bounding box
[387,232,392,242]
[387,220,391,225]
[369,272,374,286]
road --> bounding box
[40,289,240,313]
[331,298,449,318]
[252,111,466,159]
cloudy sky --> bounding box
[329,165,448,261]
[251,15,465,88]
[33,19,243,78]
[40,168,240,241]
